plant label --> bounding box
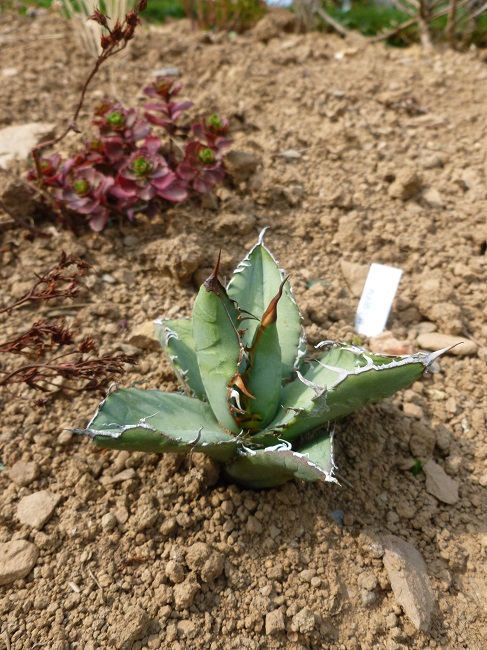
[355,263,403,337]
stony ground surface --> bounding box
[0,8,486,650]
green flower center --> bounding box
[206,114,222,130]
[73,179,90,195]
[107,111,125,127]
[131,157,152,177]
[198,148,215,165]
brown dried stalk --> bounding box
[0,254,136,403]
[0,252,90,314]
[31,0,147,182]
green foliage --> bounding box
[180,0,266,33]
[73,232,448,489]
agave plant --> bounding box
[73,232,447,489]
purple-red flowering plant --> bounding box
[29,75,231,232]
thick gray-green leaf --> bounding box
[226,232,303,380]
[192,282,241,434]
[154,318,206,400]
[266,345,442,442]
[71,387,238,462]
[223,441,337,489]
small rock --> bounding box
[0,178,36,219]
[358,570,378,591]
[185,542,224,583]
[132,495,159,531]
[361,589,378,606]
[127,321,160,351]
[435,424,451,454]
[8,461,39,487]
[110,605,150,650]
[369,331,413,355]
[64,592,81,610]
[224,150,261,183]
[417,332,477,357]
[213,212,256,236]
[0,122,56,168]
[75,473,104,501]
[57,431,73,445]
[409,420,436,458]
[177,619,198,639]
[388,169,422,200]
[266,609,286,635]
[423,460,459,504]
[0,540,39,585]
[174,575,200,609]
[422,188,443,208]
[291,606,316,634]
[123,235,139,247]
[340,260,369,298]
[166,560,185,584]
[100,468,136,485]
[247,515,263,535]
[148,234,206,284]
[17,490,61,530]
[403,403,424,419]
[101,513,118,532]
[382,535,435,632]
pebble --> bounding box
[422,187,443,208]
[173,575,200,609]
[8,460,39,487]
[423,459,459,504]
[417,332,478,357]
[0,122,55,168]
[100,468,136,485]
[291,606,316,634]
[0,540,39,585]
[247,515,263,534]
[101,513,118,532]
[17,490,61,530]
[340,260,369,298]
[186,542,224,583]
[224,150,261,183]
[358,570,378,591]
[266,609,286,635]
[382,535,435,632]
[110,605,149,650]
[166,560,185,584]
[127,321,161,351]
[369,331,413,355]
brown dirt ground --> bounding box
[0,7,486,650]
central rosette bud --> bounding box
[106,111,125,128]
[198,147,216,165]
[73,179,90,196]
[131,156,152,178]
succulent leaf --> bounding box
[71,387,237,462]
[192,263,242,433]
[236,280,285,432]
[223,440,336,489]
[267,344,441,442]
[154,318,206,400]
[226,231,303,380]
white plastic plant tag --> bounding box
[355,263,403,337]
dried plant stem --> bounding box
[31,1,146,183]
